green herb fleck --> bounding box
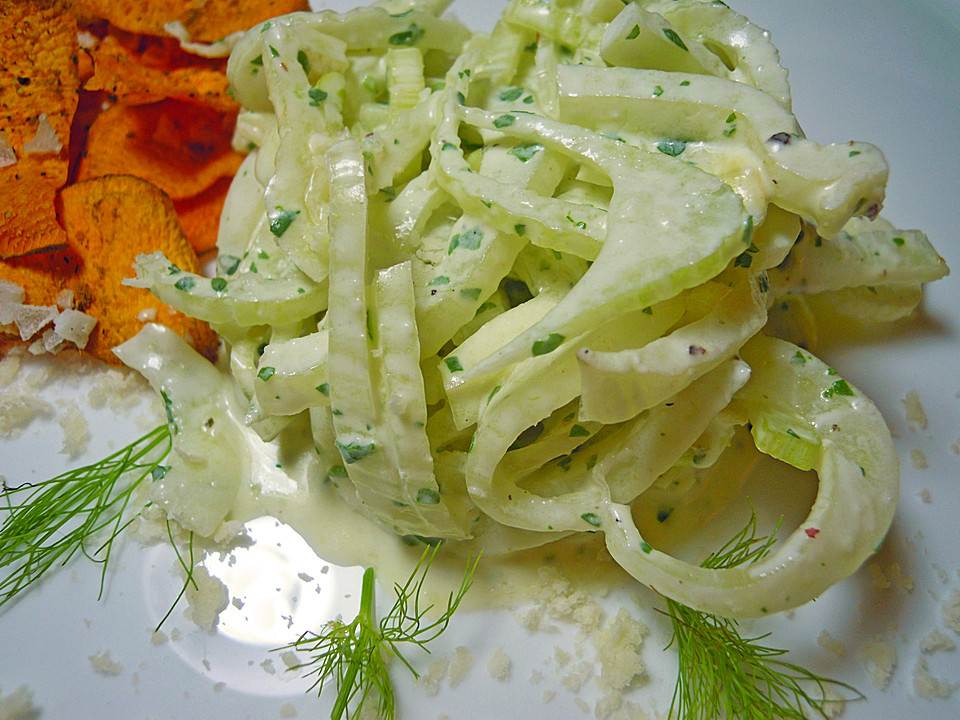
[388,23,424,47]
[626,24,640,40]
[460,287,482,301]
[317,383,330,396]
[493,114,515,129]
[257,366,276,382]
[444,356,463,373]
[428,275,450,286]
[662,28,688,50]
[581,512,602,527]
[269,207,300,237]
[507,142,542,162]
[657,139,686,157]
[514,223,526,236]
[531,333,564,356]
[416,488,441,505]
[498,87,524,102]
[174,276,196,292]
[335,439,376,464]
[569,424,590,438]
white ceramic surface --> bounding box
[2,1,959,718]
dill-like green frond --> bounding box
[280,546,479,720]
[664,513,863,719]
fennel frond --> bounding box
[280,546,479,720]
[664,513,863,719]
[0,424,171,610]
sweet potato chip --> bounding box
[176,0,311,43]
[173,176,232,256]
[77,99,243,200]
[68,0,309,43]
[0,0,79,258]
[0,175,218,364]
[85,34,236,112]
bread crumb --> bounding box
[487,645,512,681]
[919,629,955,654]
[859,637,896,689]
[0,684,39,720]
[88,649,123,676]
[912,657,958,699]
[902,390,928,429]
[280,703,297,718]
[447,646,474,689]
[910,448,928,469]
[818,629,846,657]
[941,589,960,632]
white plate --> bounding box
[2,1,959,718]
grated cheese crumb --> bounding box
[941,589,960,632]
[0,390,54,438]
[919,629,955,654]
[486,645,512,681]
[542,689,556,703]
[919,488,932,503]
[818,629,846,657]
[0,684,39,720]
[575,697,590,713]
[88,649,123,676]
[447,646,475,688]
[280,702,297,718]
[416,658,448,697]
[910,448,928,469]
[57,399,89,458]
[859,637,896,689]
[902,390,928,429]
[184,565,229,632]
[150,630,168,646]
[912,657,958,699]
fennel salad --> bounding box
[1,1,955,719]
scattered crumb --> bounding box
[184,565,229,631]
[56,399,89,457]
[130,673,139,686]
[575,697,590,713]
[818,629,846,657]
[231,596,245,610]
[213,682,226,693]
[553,646,572,668]
[910,448,928,469]
[859,637,896,689]
[487,645,512,681]
[279,650,299,669]
[920,629,955,654]
[416,658,448,697]
[950,438,960,456]
[902,390,928,429]
[260,659,276,675]
[280,703,297,718]
[150,630,168,646]
[202,659,212,672]
[542,689,556,703]
[447,646,475,689]
[297,572,314,582]
[912,657,958,699]
[88,649,123,676]
[919,489,932,503]
[941,589,960,632]
[0,684,39,720]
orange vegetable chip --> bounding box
[0,0,79,258]
[0,175,218,364]
[85,34,237,112]
[68,0,309,43]
[176,0,311,43]
[174,176,232,256]
[77,99,243,200]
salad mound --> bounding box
[115,0,948,620]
